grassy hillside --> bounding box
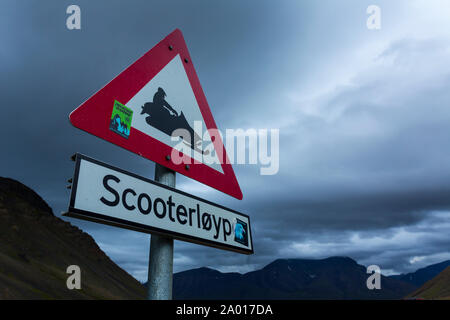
[407,266,450,300]
[0,177,146,299]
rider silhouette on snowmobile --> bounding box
[140,87,208,155]
[152,87,178,117]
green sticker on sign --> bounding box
[109,100,133,139]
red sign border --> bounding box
[69,29,243,200]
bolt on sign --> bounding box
[64,154,253,254]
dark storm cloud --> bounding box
[1,0,450,280]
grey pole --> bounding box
[147,163,175,300]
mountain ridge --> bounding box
[171,256,417,299]
[0,176,146,299]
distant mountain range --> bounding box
[172,258,450,300]
[170,259,450,300]
[1,176,448,300]
[0,177,146,299]
[171,257,418,299]
[407,266,450,300]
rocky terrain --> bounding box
[0,177,146,299]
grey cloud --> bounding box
[1,0,450,280]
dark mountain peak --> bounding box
[262,256,357,271]
[262,259,288,269]
[175,267,221,277]
[0,177,53,216]
[322,256,358,265]
[193,267,219,274]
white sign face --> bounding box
[65,154,253,254]
[125,54,224,174]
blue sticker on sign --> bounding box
[234,219,248,246]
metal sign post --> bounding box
[147,163,175,300]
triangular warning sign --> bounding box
[69,29,243,200]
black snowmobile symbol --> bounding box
[140,87,208,155]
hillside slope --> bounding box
[407,266,450,300]
[389,260,450,287]
[0,177,146,299]
[173,257,417,299]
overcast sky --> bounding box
[2,0,450,282]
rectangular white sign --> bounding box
[65,154,253,254]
